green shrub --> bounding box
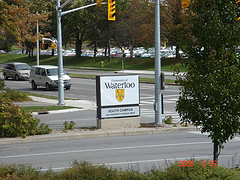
[63,121,76,130]
[0,88,32,102]
[58,161,119,180]
[154,160,240,180]
[164,116,173,124]
[37,123,52,135]
[0,99,48,137]
[0,78,4,90]
[0,164,56,180]
[0,160,239,179]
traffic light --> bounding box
[108,0,116,21]
[41,43,48,50]
[236,0,240,20]
[181,0,190,8]
[97,0,101,7]
[50,42,57,49]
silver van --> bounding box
[3,62,31,80]
[29,65,71,90]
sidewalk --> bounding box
[15,96,96,115]
[114,70,185,76]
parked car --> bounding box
[3,62,31,80]
[29,65,71,90]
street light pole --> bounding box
[55,1,108,106]
[36,12,39,66]
[56,0,65,105]
[154,0,162,124]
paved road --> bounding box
[0,132,239,172]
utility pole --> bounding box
[56,1,107,105]
[36,12,39,66]
[154,0,162,124]
[56,0,64,105]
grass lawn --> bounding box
[0,54,187,72]
[69,73,176,84]
[22,106,80,112]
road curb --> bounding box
[32,108,83,115]
[0,127,197,145]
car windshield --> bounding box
[47,68,67,76]
[16,64,30,70]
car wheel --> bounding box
[66,86,70,90]
[31,81,37,90]
[46,83,51,91]
[15,74,20,81]
[3,73,8,80]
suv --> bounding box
[29,65,71,90]
[3,62,31,80]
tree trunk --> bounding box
[213,140,219,164]
[108,39,111,62]
[75,31,83,58]
[176,45,180,59]
[94,41,97,58]
[104,43,107,57]
[130,45,133,59]
[28,48,30,58]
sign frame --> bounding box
[96,75,140,119]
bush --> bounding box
[163,116,173,124]
[0,78,4,90]
[0,99,51,137]
[0,160,239,179]
[151,160,240,180]
[37,123,52,135]
[0,88,31,102]
[0,164,55,180]
[63,121,76,130]
[58,161,119,180]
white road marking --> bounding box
[0,141,211,159]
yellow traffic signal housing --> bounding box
[97,0,101,7]
[236,0,240,20]
[41,43,48,50]
[181,0,190,8]
[108,0,116,21]
[50,42,57,49]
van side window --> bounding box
[9,64,15,70]
[35,68,41,75]
[4,64,9,69]
[41,69,46,76]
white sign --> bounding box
[100,75,139,106]
[101,106,140,118]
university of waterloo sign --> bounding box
[96,75,140,119]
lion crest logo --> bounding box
[116,89,125,102]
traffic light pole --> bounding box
[56,0,65,105]
[56,0,107,105]
[154,0,162,124]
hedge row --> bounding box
[0,160,239,180]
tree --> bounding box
[0,0,49,55]
[161,0,190,58]
[176,0,240,164]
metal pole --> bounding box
[36,13,39,65]
[154,0,162,124]
[56,0,65,105]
